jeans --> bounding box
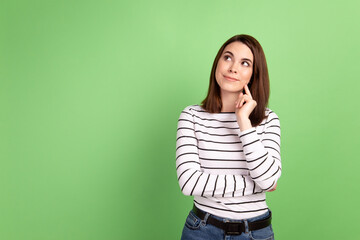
[181,208,274,240]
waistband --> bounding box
[192,204,272,235]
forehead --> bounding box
[223,42,253,61]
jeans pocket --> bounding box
[184,210,202,230]
[249,225,274,240]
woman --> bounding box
[176,34,281,240]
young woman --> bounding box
[176,34,281,240]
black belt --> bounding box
[192,205,272,235]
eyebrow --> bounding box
[223,51,253,63]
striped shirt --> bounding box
[176,105,282,219]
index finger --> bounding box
[244,84,252,98]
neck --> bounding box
[220,90,240,112]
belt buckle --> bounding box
[224,222,244,235]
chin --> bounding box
[221,87,243,94]
[221,84,245,93]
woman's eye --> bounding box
[242,61,249,67]
[224,55,231,61]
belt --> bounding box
[192,205,272,235]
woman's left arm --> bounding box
[239,112,282,191]
[235,85,281,191]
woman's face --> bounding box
[215,41,254,94]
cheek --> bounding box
[217,60,228,72]
[215,69,219,83]
[243,69,253,82]
[215,64,223,81]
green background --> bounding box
[1,0,359,239]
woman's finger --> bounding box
[239,95,249,108]
[237,98,243,108]
[240,95,256,109]
[244,85,253,99]
[239,98,246,107]
[243,95,252,102]
[268,183,277,192]
[236,92,244,108]
[237,93,255,108]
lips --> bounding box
[224,75,239,81]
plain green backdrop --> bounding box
[1,0,359,239]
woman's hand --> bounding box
[268,183,277,192]
[235,85,257,131]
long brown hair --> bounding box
[201,34,270,126]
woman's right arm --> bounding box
[176,107,262,197]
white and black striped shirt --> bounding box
[176,105,282,219]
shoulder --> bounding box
[179,104,206,117]
[177,105,204,127]
[182,104,205,114]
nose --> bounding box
[229,64,237,74]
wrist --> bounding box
[237,117,252,131]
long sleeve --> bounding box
[176,107,262,197]
[239,111,282,191]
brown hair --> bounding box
[201,34,270,126]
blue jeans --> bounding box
[181,208,274,240]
